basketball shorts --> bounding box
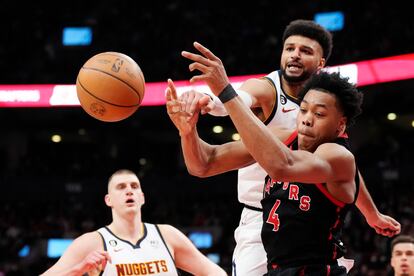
[232,207,267,276]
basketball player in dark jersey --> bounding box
[168,22,399,274]
[168,42,367,274]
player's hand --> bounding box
[179,90,215,115]
[367,212,401,237]
[76,250,111,275]
[166,79,200,136]
[182,42,230,96]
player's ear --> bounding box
[105,194,112,207]
[141,192,145,206]
[318,57,326,70]
[337,117,347,135]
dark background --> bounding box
[1,1,413,275]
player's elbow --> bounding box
[186,166,210,178]
[265,160,292,181]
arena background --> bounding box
[1,1,413,275]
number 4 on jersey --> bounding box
[266,199,281,231]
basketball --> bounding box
[76,52,145,122]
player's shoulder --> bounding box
[316,142,354,163]
[63,230,104,253]
[156,224,178,235]
[157,224,188,242]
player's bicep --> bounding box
[41,232,101,275]
[281,144,353,184]
[239,78,274,108]
[160,225,225,276]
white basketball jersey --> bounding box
[237,71,299,208]
[97,223,179,276]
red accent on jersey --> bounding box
[315,184,346,208]
[283,130,298,146]
[299,196,311,211]
[266,199,281,232]
[288,185,299,200]
[282,107,296,113]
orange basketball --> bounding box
[76,52,145,122]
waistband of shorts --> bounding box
[243,204,262,212]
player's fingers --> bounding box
[181,51,212,66]
[189,62,209,74]
[165,88,172,101]
[179,92,189,113]
[198,94,211,108]
[101,258,107,269]
[189,75,206,84]
[167,79,178,100]
[193,41,220,62]
[103,251,112,264]
[166,102,181,114]
[185,93,197,115]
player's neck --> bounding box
[281,77,303,99]
[110,212,143,242]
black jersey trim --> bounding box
[103,224,147,249]
[244,204,263,212]
[155,224,180,274]
[97,230,107,251]
[262,76,278,126]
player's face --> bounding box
[391,242,414,276]
[281,35,325,83]
[296,89,346,152]
[106,173,145,213]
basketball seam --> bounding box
[81,67,143,104]
[77,76,140,108]
[93,52,134,65]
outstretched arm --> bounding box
[40,232,110,276]
[166,79,254,177]
[181,42,356,203]
[356,171,401,237]
[159,224,227,276]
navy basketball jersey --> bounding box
[261,131,359,268]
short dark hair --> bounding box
[107,169,137,189]
[298,71,363,127]
[391,235,414,252]
[283,19,333,62]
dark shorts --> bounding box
[265,263,347,276]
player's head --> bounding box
[280,19,333,83]
[390,235,414,276]
[296,72,363,152]
[105,169,145,215]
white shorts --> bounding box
[232,207,267,276]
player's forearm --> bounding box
[356,172,380,221]
[207,89,253,117]
[180,129,215,177]
[41,266,83,276]
[223,89,290,177]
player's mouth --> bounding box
[125,198,135,205]
[286,62,303,72]
[299,130,314,138]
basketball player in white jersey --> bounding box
[168,20,401,276]
[41,169,227,276]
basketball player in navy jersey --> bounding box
[41,169,227,276]
[169,20,400,276]
[167,45,363,274]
